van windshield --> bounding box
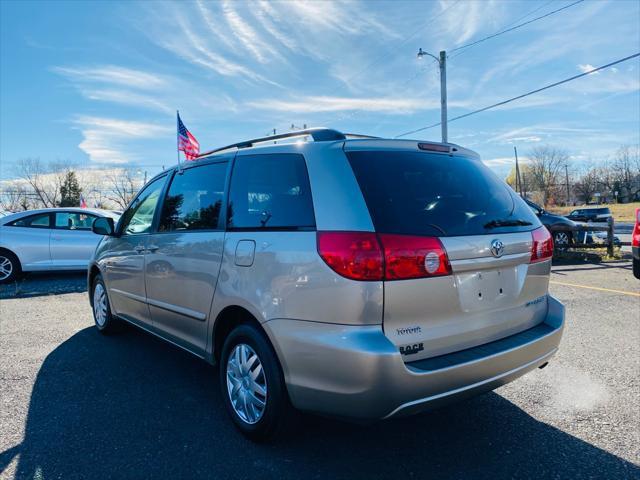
[347,150,538,237]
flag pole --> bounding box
[177,110,182,172]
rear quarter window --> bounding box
[347,150,538,237]
[8,213,51,228]
[227,153,315,230]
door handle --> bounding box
[134,245,145,254]
[147,245,159,253]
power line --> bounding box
[321,0,575,128]
[497,0,556,31]
[324,0,462,98]
[312,1,462,129]
[395,52,640,138]
[317,1,561,128]
[448,0,584,59]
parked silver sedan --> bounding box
[0,208,120,283]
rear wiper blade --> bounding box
[483,219,532,229]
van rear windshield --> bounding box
[347,150,538,237]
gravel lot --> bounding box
[1,262,639,479]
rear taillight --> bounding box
[317,232,451,281]
[379,234,451,280]
[530,227,553,263]
[633,208,640,247]
[317,232,384,281]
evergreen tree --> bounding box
[59,171,83,207]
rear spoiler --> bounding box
[342,139,480,159]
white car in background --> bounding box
[0,208,120,283]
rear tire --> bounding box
[91,274,120,334]
[633,258,640,280]
[0,250,20,284]
[219,324,294,442]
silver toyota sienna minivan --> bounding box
[88,128,564,441]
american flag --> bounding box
[80,195,87,209]
[177,112,200,161]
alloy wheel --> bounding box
[226,343,268,424]
[93,283,108,327]
[554,232,569,246]
[0,256,13,281]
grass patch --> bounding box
[552,246,627,264]
[549,202,639,223]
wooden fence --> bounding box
[563,217,630,257]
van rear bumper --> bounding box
[263,295,564,420]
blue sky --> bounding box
[1,0,639,179]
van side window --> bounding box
[227,154,315,230]
[159,162,227,232]
[119,175,166,235]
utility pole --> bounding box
[439,50,448,144]
[417,48,448,143]
[564,164,570,206]
[514,146,521,195]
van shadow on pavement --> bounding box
[3,325,638,480]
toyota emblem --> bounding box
[490,239,504,258]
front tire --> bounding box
[220,324,293,442]
[91,274,119,334]
[0,250,21,284]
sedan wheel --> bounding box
[554,231,570,247]
[0,252,19,283]
[0,256,13,281]
[226,343,268,424]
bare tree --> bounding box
[573,168,599,203]
[106,169,140,209]
[0,184,31,212]
[15,158,74,208]
[527,146,569,206]
[610,145,640,201]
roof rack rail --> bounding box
[197,127,351,158]
[343,133,380,139]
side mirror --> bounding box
[92,217,115,236]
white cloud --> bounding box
[247,95,433,114]
[437,0,500,46]
[77,88,173,114]
[159,13,282,87]
[578,64,600,75]
[286,1,393,36]
[195,0,238,52]
[488,125,606,146]
[73,116,171,164]
[482,157,521,168]
[253,0,297,51]
[53,65,167,89]
[221,0,278,64]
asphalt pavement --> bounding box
[0,261,638,479]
